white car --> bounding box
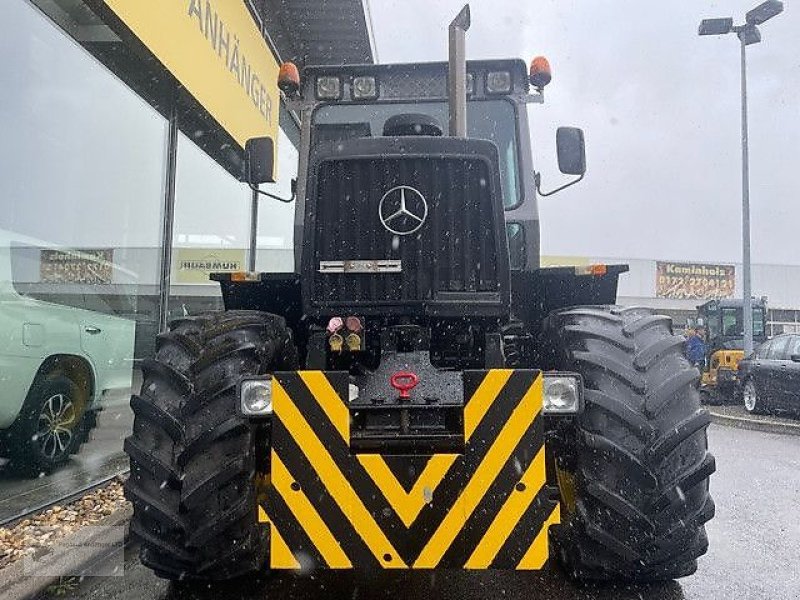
[0,234,135,473]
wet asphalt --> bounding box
[38,424,800,600]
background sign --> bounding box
[40,249,115,284]
[656,261,735,300]
[101,0,279,161]
[174,248,246,284]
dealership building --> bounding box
[3,0,800,359]
[2,0,374,356]
[583,257,800,335]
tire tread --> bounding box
[546,305,715,582]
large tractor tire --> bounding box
[542,306,715,582]
[124,310,297,580]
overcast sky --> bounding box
[2,0,797,267]
[370,0,799,265]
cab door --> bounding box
[748,340,771,398]
[781,336,800,411]
[764,336,791,409]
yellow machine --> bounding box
[693,299,767,404]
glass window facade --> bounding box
[0,0,296,516]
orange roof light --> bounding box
[530,56,552,90]
[589,263,608,276]
[231,271,260,282]
[278,62,300,96]
[574,264,608,277]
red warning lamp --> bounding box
[278,62,300,96]
[529,56,552,90]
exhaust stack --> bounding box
[448,4,471,137]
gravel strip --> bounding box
[0,478,129,570]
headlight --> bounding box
[240,377,273,417]
[352,76,377,100]
[543,374,582,414]
[486,70,512,94]
[316,76,341,100]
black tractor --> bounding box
[125,5,714,583]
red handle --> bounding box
[390,371,419,399]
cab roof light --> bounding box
[530,56,552,90]
[316,76,341,100]
[352,76,378,100]
[277,62,300,96]
[486,70,512,94]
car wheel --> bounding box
[743,379,767,415]
[7,375,90,474]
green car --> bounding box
[0,235,135,474]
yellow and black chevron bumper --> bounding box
[259,369,559,570]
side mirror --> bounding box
[556,127,586,176]
[244,137,275,184]
[791,354,800,363]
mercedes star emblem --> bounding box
[378,185,428,236]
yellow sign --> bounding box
[102,0,279,155]
[656,262,735,300]
[174,248,246,284]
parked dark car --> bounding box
[737,333,800,415]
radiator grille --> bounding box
[312,157,500,305]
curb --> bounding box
[0,505,133,600]
[708,410,800,437]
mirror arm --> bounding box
[249,179,296,204]
[535,172,585,197]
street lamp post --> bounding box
[699,0,783,357]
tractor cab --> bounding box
[696,298,768,353]
[224,28,620,372]
[693,298,768,402]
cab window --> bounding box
[312,100,521,208]
[787,336,800,359]
[766,336,790,360]
[721,308,740,337]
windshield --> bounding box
[312,100,521,208]
[722,306,766,338]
